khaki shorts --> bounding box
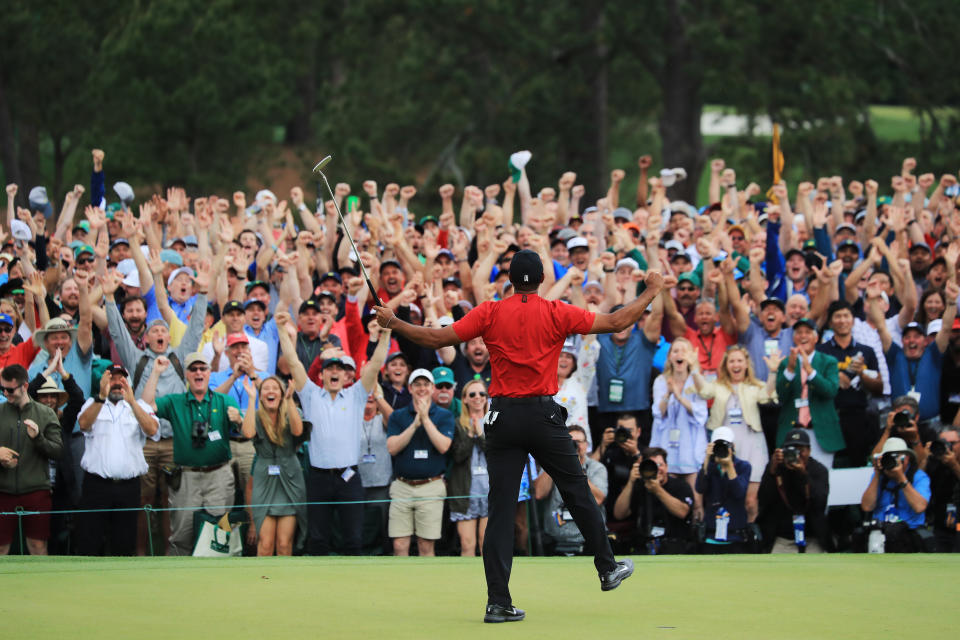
[388,478,446,540]
[770,536,824,554]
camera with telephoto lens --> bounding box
[783,445,801,465]
[712,440,731,461]
[639,458,659,480]
[891,409,912,434]
[875,451,899,472]
[191,420,209,448]
[930,439,949,458]
[614,426,633,445]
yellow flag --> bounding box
[767,123,785,203]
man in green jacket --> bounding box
[0,364,63,555]
[776,318,843,469]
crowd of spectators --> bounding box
[0,148,959,557]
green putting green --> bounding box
[2,554,956,639]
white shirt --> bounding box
[554,338,599,450]
[300,379,368,469]
[201,334,270,372]
[79,398,159,479]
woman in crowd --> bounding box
[447,378,490,556]
[650,337,708,490]
[358,383,394,554]
[692,345,782,522]
[554,334,598,449]
[917,288,946,328]
[242,375,307,556]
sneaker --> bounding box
[484,604,526,623]
[599,558,634,591]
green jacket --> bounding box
[775,351,844,453]
[0,400,63,494]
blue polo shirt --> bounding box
[740,317,794,380]
[386,403,455,479]
[596,328,657,412]
[246,318,279,376]
[208,369,269,411]
[885,342,942,421]
[873,469,931,529]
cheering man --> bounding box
[375,249,664,623]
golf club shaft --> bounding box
[316,171,383,307]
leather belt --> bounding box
[183,461,229,473]
[397,475,443,486]
[311,465,358,475]
[491,395,554,405]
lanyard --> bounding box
[612,341,626,375]
[907,358,920,388]
[362,418,375,454]
[697,332,716,365]
[190,395,211,423]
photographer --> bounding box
[923,426,960,552]
[695,427,751,552]
[612,447,693,554]
[757,429,829,553]
[591,413,641,530]
[870,396,930,472]
[860,437,931,552]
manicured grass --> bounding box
[2,554,956,639]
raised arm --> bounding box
[937,282,959,354]
[359,327,391,393]
[590,271,664,334]
[275,310,307,391]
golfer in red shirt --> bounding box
[375,249,664,623]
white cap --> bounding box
[341,356,356,370]
[116,258,137,276]
[566,237,588,251]
[409,368,434,384]
[926,319,942,336]
[712,426,736,444]
[255,189,277,205]
[793,214,807,227]
[583,280,603,291]
[10,219,32,242]
[436,315,454,328]
[167,266,193,288]
[122,270,140,288]
[664,240,684,252]
[616,257,639,271]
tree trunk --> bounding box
[0,62,22,197]
[589,5,609,201]
[657,0,704,205]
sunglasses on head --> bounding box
[468,391,487,398]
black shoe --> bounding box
[484,604,526,623]
[599,558,634,591]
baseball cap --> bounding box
[436,315,455,328]
[664,240,684,252]
[226,333,249,347]
[908,242,932,254]
[110,238,130,249]
[782,428,811,448]
[834,222,857,235]
[167,266,193,288]
[73,220,90,234]
[616,257,639,271]
[677,272,702,288]
[759,297,786,312]
[792,317,819,333]
[0,313,13,327]
[115,259,137,276]
[385,351,410,366]
[106,364,129,377]
[566,237,589,251]
[319,271,342,284]
[902,321,924,337]
[322,357,346,369]
[341,356,357,370]
[409,368,434,384]
[28,186,52,215]
[184,353,208,369]
[926,319,942,336]
[222,300,244,315]
[122,270,140,288]
[508,249,544,288]
[442,276,462,289]
[431,366,455,386]
[182,235,199,248]
[836,239,860,254]
[315,290,336,303]
[670,251,692,263]
[712,426,736,444]
[584,280,603,291]
[299,299,320,314]
[243,298,266,311]
[73,244,95,259]
[160,249,184,267]
[612,207,632,221]
[245,280,270,293]
[380,259,403,273]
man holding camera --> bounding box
[142,353,242,555]
[870,396,930,472]
[612,447,693,554]
[757,429,829,553]
[591,414,642,529]
[696,427,751,552]
[923,425,960,552]
[860,437,930,552]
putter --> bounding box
[312,155,384,307]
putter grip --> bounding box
[366,278,383,308]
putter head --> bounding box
[312,155,332,174]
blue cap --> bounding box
[182,235,199,247]
[0,313,12,327]
[159,249,183,266]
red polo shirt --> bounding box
[684,325,736,375]
[0,336,40,370]
[452,294,595,397]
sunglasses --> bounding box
[0,325,13,334]
[0,384,20,394]
[436,383,454,390]
[187,366,209,373]
[77,257,95,265]
[467,391,487,398]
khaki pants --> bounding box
[388,479,446,540]
[230,440,256,503]
[141,439,174,504]
[168,464,234,556]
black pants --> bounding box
[76,472,139,556]
[483,396,617,607]
[307,467,364,555]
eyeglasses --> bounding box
[468,391,487,398]
[571,438,586,445]
[187,366,209,373]
[0,384,20,394]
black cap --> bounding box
[908,242,931,253]
[385,351,410,366]
[222,300,244,315]
[110,238,130,248]
[299,299,320,314]
[442,276,462,289]
[782,428,811,447]
[508,249,544,289]
[792,317,819,333]
[315,290,337,303]
[784,248,804,261]
[759,297,785,312]
[245,280,269,293]
[106,364,129,377]
[320,271,342,284]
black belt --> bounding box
[183,461,229,473]
[311,465,358,475]
[491,395,554,406]
[85,471,139,484]
[230,436,251,443]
